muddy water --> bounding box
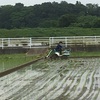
[0,58,100,100]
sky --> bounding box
[0,0,100,6]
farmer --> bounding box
[55,41,63,55]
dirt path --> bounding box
[0,58,100,100]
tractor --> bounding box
[46,48,70,59]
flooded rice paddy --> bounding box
[0,58,100,100]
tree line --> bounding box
[0,1,100,29]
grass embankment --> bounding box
[0,53,41,72]
[0,27,100,38]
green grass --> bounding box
[71,51,100,57]
[0,27,100,38]
[0,53,40,72]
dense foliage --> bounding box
[0,1,100,29]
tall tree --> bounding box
[59,14,76,27]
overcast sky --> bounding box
[0,0,100,6]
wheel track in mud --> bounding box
[0,58,100,100]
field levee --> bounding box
[0,47,49,54]
[0,48,29,54]
[70,45,100,52]
[0,45,100,54]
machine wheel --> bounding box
[61,55,68,59]
[50,54,59,59]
